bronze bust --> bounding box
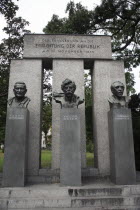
[108,81,130,109]
[53,79,84,108]
[8,82,30,108]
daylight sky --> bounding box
[0,0,139,93]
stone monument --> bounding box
[6,34,129,183]
[2,82,30,187]
[53,79,84,186]
[108,81,136,185]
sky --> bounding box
[0,0,140,93]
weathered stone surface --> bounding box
[108,108,136,185]
[52,59,86,169]
[2,108,29,187]
[1,184,140,209]
[24,34,112,59]
[92,60,126,175]
[60,109,81,186]
[8,59,42,176]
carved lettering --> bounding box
[34,37,102,55]
[63,115,78,120]
[9,114,24,120]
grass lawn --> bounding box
[0,149,94,172]
[41,150,52,168]
[86,152,94,167]
[41,150,94,168]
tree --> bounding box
[125,71,136,95]
[84,71,93,152]
[0,0,30,144]
[43,2,92,34]
[42,68,52,148]
[42,101,52,148]
[43,0,140,94]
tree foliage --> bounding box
[42,102,52,148]
[0,0,30,144]
[85,72,93,152]
[43,0,140,95]
[125,71,136,95]
[42,68,52,146]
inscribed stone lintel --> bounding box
[2,108,29,187]
[24,34,112,59]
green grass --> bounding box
[86,152,94,167]
[0,149,94,172]
[41,150,52,168]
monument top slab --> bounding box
[23,34,112,59]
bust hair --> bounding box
[61,79,76,91]
[14,81,27,89]
[111,81,124,92]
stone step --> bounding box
[0,187,122,199]
[5,207,140,210]
[0,188,69,198]
[68,187,125,197]
[0,195,140,209]
[1,185,140,199]
[1,184,140,209]
[69,185,140,197]
[71,196,140,207]
[0,198,71,209]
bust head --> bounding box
[13,82,27,101]
[61,79,76,98]
[111,81,124,98]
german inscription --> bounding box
[9,114,24,120]
[35,37,100,55]
[63,115,78,120]
[115,115,130,120]
[24,35,112,59]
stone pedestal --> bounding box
[108,107,136,185]
[2,108,29,187]
[52,59,86,169]
[60,109,81,186]
[9,59,42,176]
[92,60,126,176]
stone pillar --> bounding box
[92,60,126,175]
[108,108,136,185]
[2,108,29,187]
[60,109,81,186]
[52,59,86,169]
[8,59,42,175]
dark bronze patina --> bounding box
[53,79,84,108]
[8,82,30,108]
[108,81,130,109]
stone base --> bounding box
[108,107,136,185]
[2,108,29,187]
[60,108,81,186]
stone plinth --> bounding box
[24,34,112,59]
[108,107,136,185]
[52,59,86,169]
[60,109,81,186]
[9,59,42,176]
[92,60,126,175]
[2,108,29,187]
